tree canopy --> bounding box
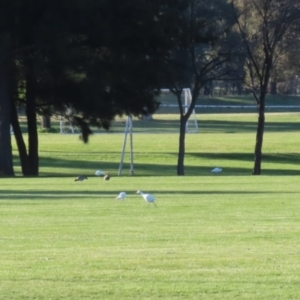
[1,0,300,176]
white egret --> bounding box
[136,190,156,207]
[95,170,105,176]
[74,175,88,181]
[116,192,126,200]
[211,167,222,174]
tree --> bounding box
[232,0,300,174]
[270,18,300,95]
[163,0,239,175]
[0,1,16,176]
[9,0,67,176]
[0,36,14,176]
[33,0,174,141]
[4,0,180,175]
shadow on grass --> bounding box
[0,189,299,201]
[17,118,300,135]
[110,119,300,134]
[12,151,300,177]
[197,120,300,133]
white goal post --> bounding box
[59,106,79,134]
[118,114,134,176]
[118,88,198,176]
[160,88,199,133]
[59,116,79,134]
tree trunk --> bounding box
[0,34,14,176]
[236,81,243,95]
[270,80,277,95]
[41,115,51,129]
[177,115,186,175]
[224,82,228,95]
[253,100,265,175]
[25,65,39,176]
[11,101,32,175]
[210,81,214,96]
[203,82,211,95]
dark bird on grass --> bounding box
[75,175,88,181]
[104,173,110,181]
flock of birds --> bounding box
[75,171,110,182]
[74,170,157,206]
[74,167,222,207]
[115,190,157,206]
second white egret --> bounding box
[95,170,105,176]
[136,190,156,207]
[116,192,127,200]
[211,167,222,174]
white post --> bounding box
[184,89,189,132]
[129,115,134,175]
[118,116,129,176]
[60,116,64,134]
[185,88,198,133]
[189,88,199,132]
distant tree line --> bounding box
[0,0,300,177]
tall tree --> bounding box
[0,1,15,176]
[10,0,64,176]
[232,0,300,174]
[164,0,238,175]
[6,0,179,175]
[0,35,14,176]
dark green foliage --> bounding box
[15,0,182,142]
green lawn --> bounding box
[1,113,300,299]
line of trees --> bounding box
[1,0,300,177]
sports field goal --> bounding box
[118,89,198,176]
[158,88,199,133]
[118,115,134,176]
[59,116,79,134]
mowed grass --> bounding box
[1,113,300,299]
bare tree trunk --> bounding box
[11,101,32,175]
[177,115,186,175]
[270,80,277,95]
[237,80,243,95]
[0,34,14,176]
[41,115,51,129]
[25,65,39,176]
[253,100,265,175]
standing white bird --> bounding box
[116,192,126,200]
[95,170,105,176]
[136,190,156,207]
[211,167,222,174]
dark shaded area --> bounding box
[15,117,300,135]
[0,189,298,202]
[11,151,300,177]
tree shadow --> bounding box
[16,116,300,137]
[0,189,298,202]
[197,119,300,133]
[12,149,300,177]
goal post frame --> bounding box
[59,115,79,134]
[160,88,199,133]
[118,114,134,176]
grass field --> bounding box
[1,112,300,299]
